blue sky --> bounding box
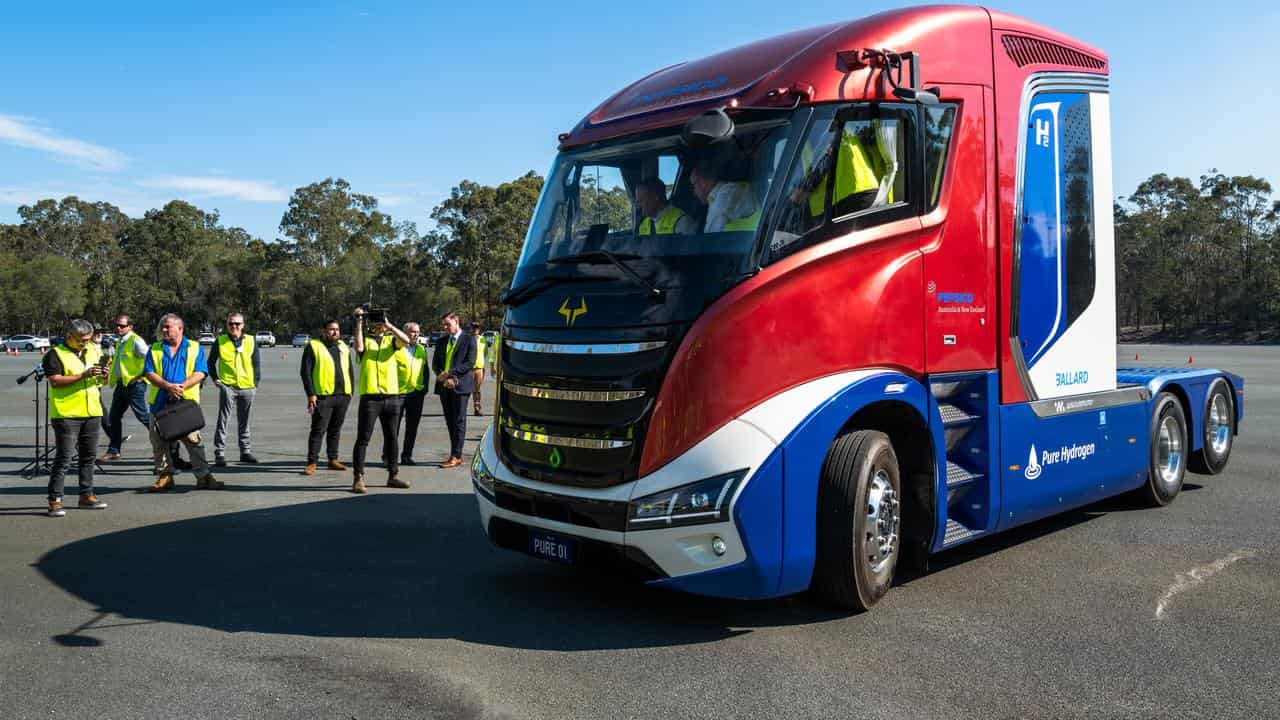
[2,1,1276,240]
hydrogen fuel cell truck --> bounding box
[471,5,1246,610]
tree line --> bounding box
[0,169,1276,340]
[0,174,543,337]
[1116,172,1279,338]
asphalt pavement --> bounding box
[0,344,1276,719]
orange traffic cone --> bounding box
[1188,355,1194,364]
[1134,353,1139,360]
[280,352,285,360]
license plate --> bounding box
[528,531,577,565]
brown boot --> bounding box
[197,474,224,490]
[327,459,348,471]
[351,474,367,494]
[147,474,175,493]
[300,463,317,476]
[387,474,410,489]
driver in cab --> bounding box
[689,160,760,233]
[634,178,695,236]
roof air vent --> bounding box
[1001,34,1105,70]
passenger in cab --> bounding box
[634,178,695,236]
[690,160,760,233]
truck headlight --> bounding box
[627,470,746,531]
[472,452,496,499]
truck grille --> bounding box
[495,331,677,488]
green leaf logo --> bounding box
[548,447,563,469]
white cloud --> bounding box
[0,182,157,217]
[140,175,288,203]
[0,114,128,172]
[374,193,409,208]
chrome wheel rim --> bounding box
[1207,394,1231,456]
[1157,415,1184,490]
[863,469,899,575]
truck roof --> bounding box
[560,5,1107,149]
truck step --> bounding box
[938,403,979,426]
[946,461,983,488]
[943,519,981,546]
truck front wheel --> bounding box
[812,430,901,611]
[1142,392,1188,506]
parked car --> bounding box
[198,332,216,345]
[5,335,51,352]
[291,333,310,348]
[255,331,276,348]
[427,331,445,347]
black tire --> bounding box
[1141,392,1188,507]
[24,343,34,352]
[812,430,901,611]
[1189,378,1234,475]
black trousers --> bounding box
[306,394,351,464]
[353,394,403,475]
[50,418,99,500]
[440,391,470,458]
[399,389,426,462]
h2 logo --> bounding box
[1035,118,1051,148]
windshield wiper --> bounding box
[546,250,666,303]
[500,273,598,308]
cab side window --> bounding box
[923,104,958,211]
[766,104,915,263]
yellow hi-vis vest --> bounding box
[397,343,429,392]
[473,336,486,370]
[146,339,202,404]
[50,344,104,419]
[358,334,402,395]
[807,134,882,217]
[723,209,761,232]
[639,205,686,235]
[308,339,352,396]
[215,333,256,388]
[109,330,146,386]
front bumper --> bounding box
[472,421,786,600]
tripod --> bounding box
[17,366,108,480]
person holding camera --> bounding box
[43,319,111,517]
[143,313,218,491]
[432,312,477,468]
[351,306,413,493]
[208,311,261,466]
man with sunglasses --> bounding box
[207,312,261,466]
[99,314,151,461]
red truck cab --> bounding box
[473,6,1245,609]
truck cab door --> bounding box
[1012,89,1115,400]
[999,83,1118,529]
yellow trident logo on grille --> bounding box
[558,297,588,327]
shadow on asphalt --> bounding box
[36,481,1205,649]
[36,493,850,650]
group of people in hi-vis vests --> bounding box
[39,308,497,517]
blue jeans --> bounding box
[101,382,150,454]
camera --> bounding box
[359,303,389,325]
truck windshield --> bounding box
[512,110,806,300]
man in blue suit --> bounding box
[432,312,476,468]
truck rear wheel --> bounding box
[1189,378,1234,475]
[812,430,901,611]
[1142,392,1188,507]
